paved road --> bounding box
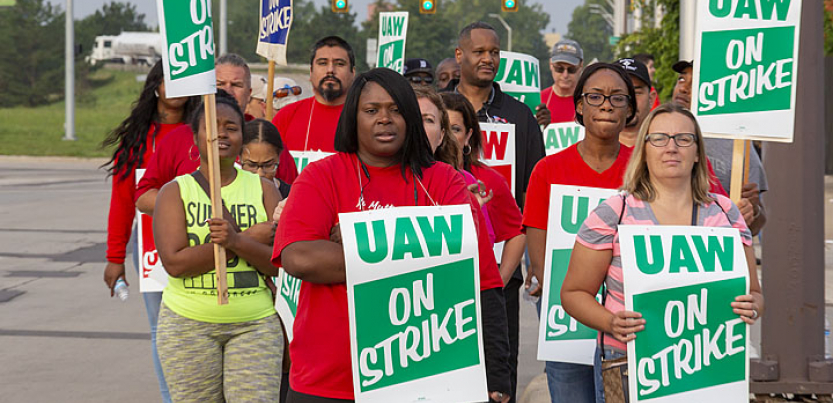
[0,156,547,403]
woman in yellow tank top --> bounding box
[152,90,284,402]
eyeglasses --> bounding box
[241,161,279,173]
[645,133,698,147]
[407,75,434,84]
[581,93,630,108]
[553,65,578,74]
[274,86,302,98]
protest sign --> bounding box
[136,169,167,292]
[256,0,292,65]
[274,268,300,341]
[692,0,802,142]
[537,185,616,364]
[156,0,216,98]
[479,123,516,198]
[340,205,487,403]
[543,122,585,156]
[290,150,335,173]
[375,12,409,73]
[495,51,541,113]
[619,225,749,402]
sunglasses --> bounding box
[274,86,302,98]
[553,65,578,74]
[407,75,434,84]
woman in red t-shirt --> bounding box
[273,68,510,403]
[522,63,638,403]
[101,61,198,403]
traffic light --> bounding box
[501,0,518,12]
[419,0,436,14]
[331,0,348,13]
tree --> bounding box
[566,0,614,64]
[0,0,65,107]
[825,0,833,56]
[75,1,150,57]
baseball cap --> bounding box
[550,39,583,66]
[615,58,651,87]
[403,58,434,77]
[672,60,693,74]
[249,74,268,101]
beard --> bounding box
[318,76,344,102]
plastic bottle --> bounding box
[114,279,129,302]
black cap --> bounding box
[615,58,651,87]
[403,58,434,77]
[672,60,693,74]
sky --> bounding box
[54,0,581,34]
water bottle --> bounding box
[114,279,129,302]
[523,276,540,304]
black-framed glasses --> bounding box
[645,133,698,147]
[241,161,279,173]
[553,64,578,74]
[581,93,630,108]
[274,86,302,98]
[407,75,434,84]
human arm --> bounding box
[561,243,645,343]
[281,240,346,284]
[535,104,551,127]
[136,189,158,216]
[525,227,545,296]
[499,234,525,286]
[153,182,218,277]
[738,182,766,236]
[104,169,137,293]
[731,244,765,324]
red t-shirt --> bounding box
[107,123,182,263]
[523,142,634,230]
[135,119,298,201]
[272,153,502,399]
[272,97,343,153]
[541,86,576,124]
[470,164,523,243]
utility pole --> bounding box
[678,0,696,60]
[219,0,227,55]
[63,0,75,141]
[488,13,512,52]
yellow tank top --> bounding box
[162,168,275,323]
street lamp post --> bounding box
[488,13,512,52]
[64,0,75,141]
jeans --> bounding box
[593,346,628,403]
[535,299,596,403]
[130,228,171,403]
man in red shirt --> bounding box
[541,39,584,124]
[271,36,355,172]
[135,54,298,214]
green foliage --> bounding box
[75,1,150,58]
[0,70,142,157]
[566,0,614,64]
[825,5,833,56]
[615,0,680,102]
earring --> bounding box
[463,145,472,155]
[154,89,160,98]
[189,144,198,161]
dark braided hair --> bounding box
[101,61,199,180]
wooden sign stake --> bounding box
[203,93,230,305]
[265,60,276,119]
[729,139,746,204]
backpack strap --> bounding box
[191,170,242,233]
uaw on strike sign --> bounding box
[156,0,216,98]
[692,0,802,142]
[340,205,487,403]
[136,169,167,292]
[619,225,750,402]
[479,122,515,263]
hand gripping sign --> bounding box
[376,12,409,73]
[619,225,749,403]
[692,0,802,142]
[537,185,616,364]
[340,205,488,403]
[136,169,168,292]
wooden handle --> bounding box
[203,93,229,305]
[266,60,276,119]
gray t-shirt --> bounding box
[704,138,768,193]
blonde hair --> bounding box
[621,103,714,204]
[414,86,460,169]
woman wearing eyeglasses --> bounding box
[561,103,763,402]
[241,119,291,199]
[523,63,636,403]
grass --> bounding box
[0,69,145,158]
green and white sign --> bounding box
[156,0,216,98]
[289,150,334,173]
[340,205,487,403]
[375,12,409,73]
[495,51,541,113]
[619,225,749,402]
[692,0,802,142]
[537,185,616,364]
[543,123,585,156]
[274,268,300,341]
